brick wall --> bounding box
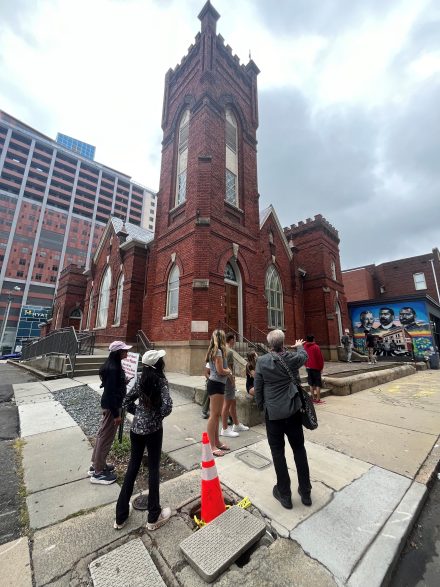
[52,265,87,329]
[83,227,148,345]
[285,215,349,353]
[342,267,376,302]
[342,248,440,305]
[144,8,267,343]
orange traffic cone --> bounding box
[200,432,226,523]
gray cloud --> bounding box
[251,0,392,36]
[0,0,38,45]
[257,75,440,269]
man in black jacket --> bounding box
[254,330,312,509]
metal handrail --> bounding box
[21,327,80,374]
[248,324,270,354]
[216,321,267,355]
[136,330,155,355]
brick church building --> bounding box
[52,1,349,373]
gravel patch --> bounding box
[51,384,185,488]
[51,384,130,436]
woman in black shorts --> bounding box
[206,329,231,457]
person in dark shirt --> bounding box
[365,331,377,364]
[90,340,132,484]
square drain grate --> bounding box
[89,538,165,587]
[235,449,272,469]
[180,506,266,582]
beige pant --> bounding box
[92,409,117,472]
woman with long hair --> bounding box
[245,350,257,397]
[90,340,132,485]
[114,349,173,531]
[205,329,231,457]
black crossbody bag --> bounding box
[276,352,318,431]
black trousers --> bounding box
[265,410,311,498]
[116,428,163,524]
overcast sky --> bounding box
[1,0,439,269]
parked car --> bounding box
[0,352,22,360]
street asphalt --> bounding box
[0,363,39,547]
[0,361,439,586]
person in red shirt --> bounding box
[304,335,325,404]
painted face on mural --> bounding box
[359,310,374,330]
[379,308,395,327]
[399,307,416,325]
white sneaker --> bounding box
[113,503,132,530]
[146,507,171,531]
[233,423,249,432]
[220,427,239,437]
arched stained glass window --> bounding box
[114,273,124,325]
[225,109,238,206]
[96,267,111,328]
[166,265,180,317]
[224,262,237,283]
[175,109,190,206]
[265,265,284,329]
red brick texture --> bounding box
[52,265,87,330]
[143,12,268,344]
[343,248,440,305]
[284,215,349,353]
[81,228,148,345]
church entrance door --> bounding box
[224,283,239,332]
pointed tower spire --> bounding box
[198,1,220,35]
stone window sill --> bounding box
[163,314,178,321]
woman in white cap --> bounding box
[90,340,132,485]
[114,349,173,531]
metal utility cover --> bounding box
[180,506,266,582]
[89,538,165,587]
[235,449,272,469]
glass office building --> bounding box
[56,133,96,160]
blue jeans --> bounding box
[116,428,163,524]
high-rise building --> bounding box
[56,133,96,160]
[0,110,157,352]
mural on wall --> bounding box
[350,301,433,358]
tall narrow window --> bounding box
[114,273,124,325]
[175,109,190,206]
[86,289,93,329]
[331,260,337,280]
[166,265,180,317]
[266,265,284,328]
[96,267,111,328]
[225,109,238,206]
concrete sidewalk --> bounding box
[0,367,439,586]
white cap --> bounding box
[344,329,350,333]
[109,340,132,352]
[142,349,166,367]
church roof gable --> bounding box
[260,205,293,260]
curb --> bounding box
[347,481,428,587]
[6,359,62,380]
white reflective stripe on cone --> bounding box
[201,466,218,481]
[202,443,214,462]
